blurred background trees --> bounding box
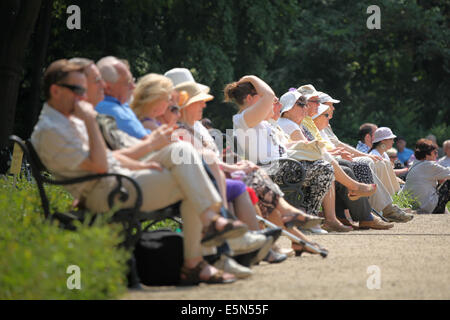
[3,0,449,149]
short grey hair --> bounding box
[68,57,94,69]
[443,139,450,149]
[96,56,122,83]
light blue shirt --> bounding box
[397,148,414,165]
[95,95,151,139]
[356,141,370,153]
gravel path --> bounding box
[123,214,450,300]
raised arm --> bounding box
[239,75,275,128]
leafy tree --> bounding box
[7,0,450,149]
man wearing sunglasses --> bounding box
[32,60,254,285]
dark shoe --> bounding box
[283,213,324,229]
[233,250,258,268]
[201,216,248,247]
[263,248,288,264]
[293,242,328,258]
[254,227,283,243]
[179,260,236,285]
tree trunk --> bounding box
[24,0,54,139]
[0,0,43,148]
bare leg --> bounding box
[183,256,235,281]
[182,206,244,281]
[276,197,307,215]
[267,209,311,242]
[275,197,323,224]
[207,161,228,210]
[322,182,342,224]
[331,158,376,196]
[321,182,353,232]
[232,192,260,230]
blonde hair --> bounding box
[386,147,398,157]
[130,73,173,118]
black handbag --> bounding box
[134,228,184,286]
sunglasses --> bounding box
[295,101,306,107]
[56,83,86,96]
[308,99,320,104]
[169,105,180,114]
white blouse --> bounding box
[233,110,287,164]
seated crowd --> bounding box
[30,57,450,286]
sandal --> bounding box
[348,184,377,201]
[283,213,324,230]
[179,260,236,285]
[201,216,248,247]
[292,241,328,258]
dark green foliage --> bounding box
[14,0,450,148]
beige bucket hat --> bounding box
[174,82,214,109]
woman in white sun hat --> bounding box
[368,127,406,198]
[369,127,397,160]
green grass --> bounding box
[0,175,130,299]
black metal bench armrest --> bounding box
[9,135,142,217]
[270,158,306,188]
[41,172,143,212]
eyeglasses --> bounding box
[56,83,86,96]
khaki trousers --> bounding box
[86,141,222,260]
[353,157,399,212]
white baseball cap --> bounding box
[373,127,397,143]
[164,68,210,93]
[312,104,331,119]
[319,92,340,104]
[280,90,302,114]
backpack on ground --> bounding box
[134,228,184,286]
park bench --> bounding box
[9,135,182,287]
[9,135,181,247]
[221,132,307,209]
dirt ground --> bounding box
[123,214,450,300]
